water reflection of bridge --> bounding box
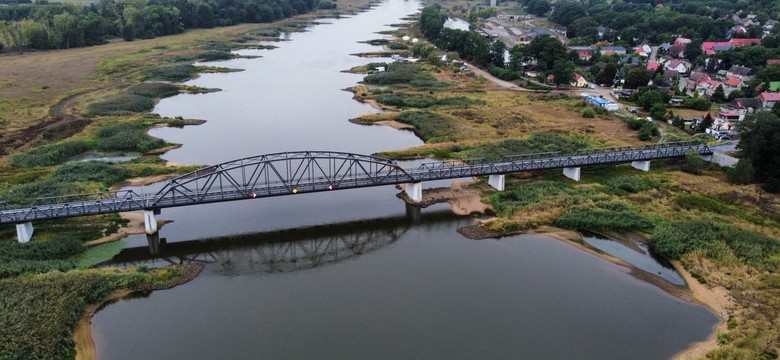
[102,207,458,275]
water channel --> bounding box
[92,0,718,358]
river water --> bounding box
[92,0,717,358]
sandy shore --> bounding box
[398,180,492,215]
[671,260,734,360]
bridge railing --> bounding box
[498,152,562,163]
[573,146,634,156]
[641,141,702,150]
[417,158,487,171]
[31,190,142,206]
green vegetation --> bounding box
[144,64,198,82]
[376,93,485,109]
[11,141,91,168]
[52,161,131,186]
[396,111,458,142]
[86,94,155,116]
[364,62,436,85]
[96,123,166,153]
[582,109,595,118]
[465,132,592,161]
[554,201,655,233]
[127,83,180,98]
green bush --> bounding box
[11,141,91,168]
[490,181,597,217]
[638,122,658,140]
[197,50,235,61]
[127,83,180,98]
[145,64,198,82]
[681,152,705,175]
[488,66,520,81]
[376,93,437,108]
[52,161,131,186]
[396,111,457,141]
[465,132,590,161]
[96,124,166,153]
[0,270,148,359]
[364,62,434,85]
[554,202,655,232]
[582,109,595,118]
[593,107,607,115]
[86,94,155,116]
[0,180,87,206]
[387,42,408,50]
[625,117,645,130]
[649,220,780,268]
[603,175,662,193]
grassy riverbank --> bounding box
[350,47,780,357]
[0,0,381,358]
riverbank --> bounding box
[73,263,206,360]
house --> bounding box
[665,59,688,74]
[597,25,607,38]
[634,44,652,57]
[567,46,594,61]
[702,42,733,55]
[726,65,753,80]
[696,79,722,97]
[720,98,762,121]
[667,43,686,58]
[647,61,660,72]
[620,55,640,67]
[730,38,761,47]
[767,59,780,66]
[663,69,680,84]
[570,73,588,87]
[724,77,743,90]
[674,37,691,45]
[659,43,672,52]
[518,27,555,43]
[600,46,626,56]
[680,70,710,94]
[759,92,780,109]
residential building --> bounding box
[759,92,780,109]
[702,42,733,55]
[599,46,626,56]
[567,46,594,61]
[571,73,588,87]
[730,38,762,47]
[726,65,753,81]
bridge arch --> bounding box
[151,151,414,207]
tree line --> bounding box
[0,0,332,51]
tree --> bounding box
[489,40,506,68]
[595,63,617,86]
[650,103,667,121]
[727,89,745,101]
[696,113,713,133]
[711,84,726,103]
[685,39,703,63]
[551,60,575,86]
[0,21,27,53]
[738,111,780,192]
[637,89,663,110]
[526,0,550,16]
[624,68,651,89]
[549,2,587,27]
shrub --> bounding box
[0,180,87,205]
[638,122,658,140]
[582,109,595,118]
[11,141,91,168]
[86,94,155,116]
[554,202,655,232]
[197,50,234,61]
[466,132,591,161]
[96,124,166,153]
[127,83,180,98]
[145,64,197,82]
[649,220,780,268]
[593,107,606,115]
[376,93,436,108]
[488,66,520,81]
[52,161,131,186]
[603,176,662,193]
[681,152,705,175]
[387,42,408,50]
[396,110,457,141]
[364,62,434,85]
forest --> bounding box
[0,0,333,50]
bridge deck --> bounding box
[0,143,712,225]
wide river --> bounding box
[92,0,718,358]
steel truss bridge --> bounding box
[0,141,712,228]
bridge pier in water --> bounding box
[563,167,581,181]
[144,209,161,235]
[405,182,423,202]
[488,174,505,191]
[15,222,33,243]
[631,160,651,172]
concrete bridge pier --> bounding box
[146,233,160,255]
[16,222,33,243]
[405,182,423,202]
[631,160,651,172]
[563,167,581,181]
[405,203,421,223]
[144,209,161,235]
[488,174,505,191]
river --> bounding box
[91,0,718,358]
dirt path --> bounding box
[462,63,534,92]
